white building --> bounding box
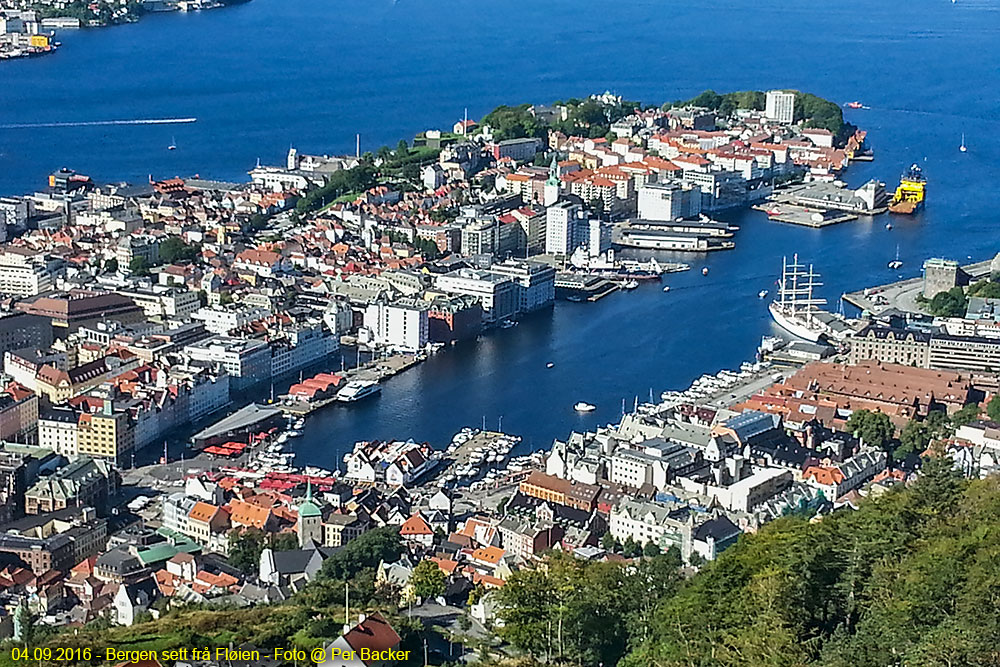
[765,90,796,125]
[362,298,430,352]
[637,182,702,221]
[587,219,612,257]
[270,321,340,377]
[191,305,271,335]
[38,408,80,458]
[0,249,62,297]
[183,336,271,392]
[118,286,201,319]
[545,200,583,256]
[487,259,556,314]
[435,269,518,324]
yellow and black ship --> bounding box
[888,164,926,215]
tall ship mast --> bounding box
[768,254,828,342]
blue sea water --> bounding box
[1,0,999,465]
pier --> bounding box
[842,257,994,315]
[279,351,425,416]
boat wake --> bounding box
[0,117,197,130]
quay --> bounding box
[753,203,858,228]
[279,351,424,415]
[842,257,994,315]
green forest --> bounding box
[9,461,1000,666]
[492,458,1000,667]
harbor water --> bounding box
[1,0,998,466]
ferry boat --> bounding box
[336,380,381,402]
[768,254,828,342]
[574,401,597,412]
[888,164,926,215]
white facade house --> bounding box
[765,90,796,124]
[38,409,79,458]
[545,200,582,255]
[0,250,62,297]
[183,336,271,391]
[363,298,430,352]
[269,321,339,377]
[191,305,271,335]
[587,218,612,257]
[487,259,556,314]
[435,269,518,324]
[637,182,702,221]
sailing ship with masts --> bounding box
[768,254,829,342]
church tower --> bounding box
[296,482,322,547]
[543,155,561,206]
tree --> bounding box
[159,236,200,263]
[600,531,617,552]
[496,496,510,515]
[896,419,932,460]
[926,286,968,317]
[319,526,402,581]
[846,409,895,450]
[410,560,446,601]
[396,139,409,156]
[480,104,544,141]
[951,402,981,427]
[622,536,641,558]
[967,279,1000,299]
[103,258,118,274]
[128,256,150,276]
[227,529,266,574]
[642,541,661,558]
[988,395,1000,422]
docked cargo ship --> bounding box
[768,254,828,342]
[888,164,926,215]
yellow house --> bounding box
[77,405,134,467]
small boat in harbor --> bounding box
[574,401,597,412]
[546,362,554,368]
[499,319,517,329]
[662,285,671,292]
[622,279,639,290]
[167,136,177,151]
[758,289,768,299]
[888,244,903,270]
[960,133,967,153]
[702,267,709,276]
[846,101,864,109]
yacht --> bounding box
[293,418,306,429]
[574,401,597,412]
[888,245,903,270]
[758,289,768,299]
[546,362,555,368]
[960,133,967,153]
[768,254,828,342]
[499,319,518,329]
[622,279,639,290]
[662,285,671,292]
[336,380,382,402]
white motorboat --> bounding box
[574,402,597,412]
[337,380,381,402]
[546,362,555,368]
[662,285,670,292]
[758,289,768,299]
